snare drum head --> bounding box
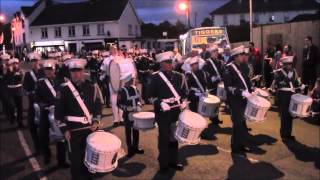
[109,60,121,92]
[179,110,207,128]
[132,112,155,120]
[87,131,121,152]
[291,94,313,103]
[203,95,220,104]
[248,95,271,108]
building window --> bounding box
[41,28,48,39]
[269,15,275,22]
[284,15,290,22]
[240,14,245,23]
[254,14,260,24]
[223,15,228,26]
[83,25,90,36]
[97,24,104,35]
[135,25,139,36]
[54,27,61,37]
[128,24,133,36]
[157,42,161,48]
[22,19,25,28]
[152,41,156,48]
[68,26,75,37]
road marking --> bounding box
[17,130,48,180]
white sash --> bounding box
[208,59,221,78]
[30,70,37,82]
[44,79,56,97]
[123,86,140,109]
[65,81,92,124]
[230,63,248,91]
[158,72,181,105]
[191,72,205,93]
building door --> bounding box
[68,43,77,53]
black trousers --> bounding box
[0,87,15,123]
[39,110,66,164]
[139,75,149,102]
[209,86,222,124]
[27,98,40,152]
[229,99,247,150]
[277,91,294,138]
[123,112,139,153]
[188,94,199,113]
[156,110,179,168]
[70,129,92,180]
[9,93,23,126]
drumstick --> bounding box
[70,126,92,132]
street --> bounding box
[0,96,319,180]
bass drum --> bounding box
[109,56,137,92]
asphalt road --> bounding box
[0,94,319,180]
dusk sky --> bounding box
[0,0,228,25]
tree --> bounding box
[201,17,213,27]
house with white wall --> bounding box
[12,0,141,53]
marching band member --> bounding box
[23,52,43,153]
[55,58,103,180]
[223,45,253,154]
[203,47,224,124]
[147,51,188,173]
[135,49,151,104]
[117,73,144,158]
[3,58,24,128]
[274,56,304,142]
[173,47,183,72]
[35,60,68,167]
[185,56,208,112]
[86,50,101,83]
[311,78,320,117]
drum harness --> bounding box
[278,69,296,92]
[229,62,249,93]
[207,58,221,81]
[190,72,205,96]
[158,72,181,109]
[122,85,140,112]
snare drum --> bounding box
[130,111,155,130]
[175,110,208,145]
[216,83,227,101]
[254,88,270,99]
[289,94,313,118]
[244,95,271,122]
[197,94,221,118]
[84,131,121,173]
[48,107,64,142]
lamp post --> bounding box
[12,27,16,56]
[178,0,191,29]
[249,0,253,42]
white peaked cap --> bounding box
[62,54,72,61]
[281,56,294,64]
[224,45,231,49]
[156,51,174,63]
[231,45,247,57]
[121,73,133,83]
[101,51,110,57]
[92,50,99,55]
[48,53,56,58]
[65,58,87,70]
[1,53,10,60]
[42,59,57,69]
[28,52,41,60]
[188,56,199,65]
[8,58,19,65]
[128,48,134,53]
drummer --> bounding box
[117,73,144,158]
[147,51,188,173]
[35,60,68,167]
[274,56,304,143]
[203,46,224,125]
[185,56,209,112]
[223,45,253,154]
[55,58,103,180]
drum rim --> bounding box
[87,131,122,151]
[109,60,121,92]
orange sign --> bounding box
[191,29,224,36]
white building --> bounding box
[210,0,319,26]
[12,0,141,53]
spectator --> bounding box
[200,44,210,60]
[302,36,319,92]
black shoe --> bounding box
[288,136,296,141]
[113,123,119,128]
[240,146,252,152]
[127,151,135,158]
[58,162,70,169]
[119,121,125,126]
[232,148,246,155]
[135,148,144,154]
[159,167,169,174]
[44,158,51,165]
[169,163,184,171]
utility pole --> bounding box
[249,0,253,42]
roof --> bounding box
[21,1,42,17]
[289,13,320,22]
[211,0,320,15]
[30,0,129,26]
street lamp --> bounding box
[0,14,5,23]
[178,0,191,29]
[12,27,16,55]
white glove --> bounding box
[288,71,293,78]
[99,74,105,81]
[241,90,251,98]
[211,76,220,82]
[180,100,189,110]
[160,102,171,112]
[195,92,203,97]
[300,84,306,90]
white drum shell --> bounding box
[130,112,155,131]
[197,95,221,118]
[244,96,271,122]
[175,111,208,145]
[216,83,227,101]
[289,94,313,118]
[84,131,121,173]
[48,108,64,142]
